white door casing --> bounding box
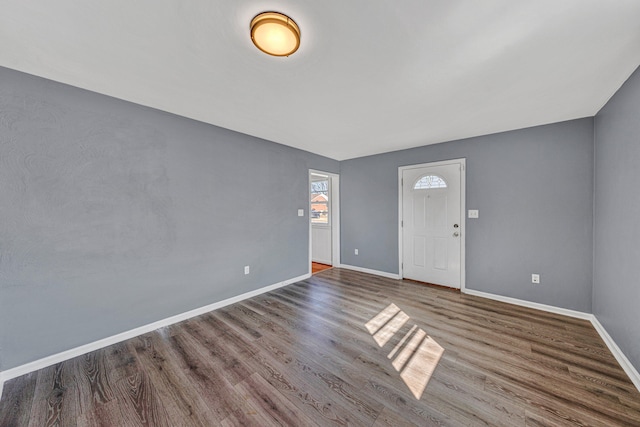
[400,160,464,289]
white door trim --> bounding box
[398,158,466,291]
[309,170,340,274]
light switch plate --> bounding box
[298,209,304,217]
[468,210,479,218]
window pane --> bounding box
[414,175,447,189]
[311,179,330,224]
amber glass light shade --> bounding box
[251,12,300,57]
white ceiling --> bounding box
[1,1,640,160]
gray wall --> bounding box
[4,59,638,374]
[340,119,594,312]
[0,67,338,371]
[594,64,640,370]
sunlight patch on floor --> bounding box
[400,335,444,399]
[388,324,418,360]
[365,303,400,334]
[391,328,426,371]
[373,311,410,347]
[366,303,444,399]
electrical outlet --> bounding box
[244,266,250,275]
[531,273,540,284]
[354,249,359,255]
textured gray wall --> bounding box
[341,119,594,312]
[5,59,635,375]
[594,64,640,371]
[0,67,338,371]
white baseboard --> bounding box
[0,273,309,399]
[590,316,640,392]
[336,264,401,280]
[463,288,593,320]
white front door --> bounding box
[402,162,462,288]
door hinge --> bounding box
[401,220,403,227]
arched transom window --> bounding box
[414,175,447,189]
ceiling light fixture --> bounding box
[250,12,300,57]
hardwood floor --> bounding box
[1,268,639,426]
[312,262,333,274]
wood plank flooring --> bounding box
[312,262,332,274]
[1,268,639,426]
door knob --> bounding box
[453,232,459,237]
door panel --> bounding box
[413,197,425,229]
[312,227,332,264]
[413,236,426,267]
[428,194,447,228]
[433,238,447,270]
[402,162,462,288]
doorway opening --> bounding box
[309,170,340,275]
[398,159,466,290]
